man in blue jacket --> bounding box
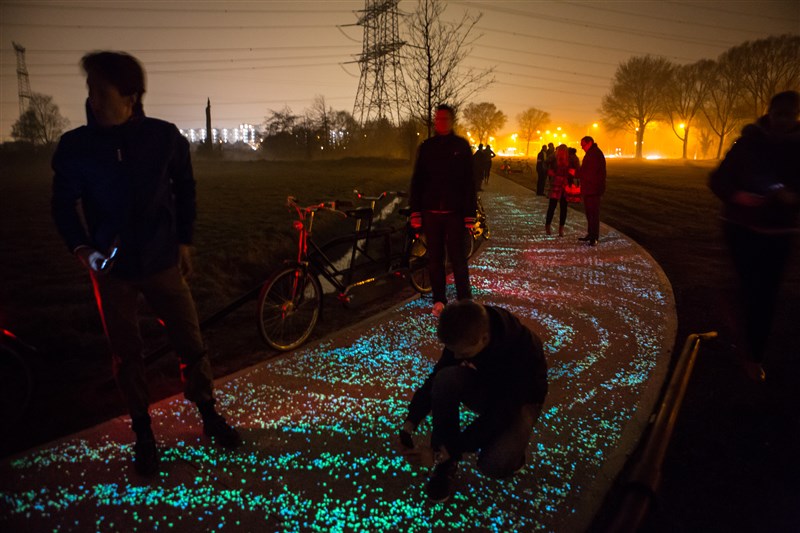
[51,51,240,476]
[398,300,548,503]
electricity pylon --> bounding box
[352,0,408,126]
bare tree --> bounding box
[403,0,495,137]
[702,56,745,159]
[310,95,333,149]
[263,106,298,136]
[726,34,800,120]
[463,102,506,144]
[11,93,69,145]
[661,59,715,159]
[517,107,550,156]
[600,55,672,159]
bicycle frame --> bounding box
[288,193,423,300]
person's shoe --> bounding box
[588,238,598,247]
[133,435,159,476]
[426,458,458,503]
[741,359,766,383]
[432,302,445,317]
[558,225,565,237]
[577,235,591,241]
[545,224,552,235]
[203,411,242,448]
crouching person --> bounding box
[398,300,548,502]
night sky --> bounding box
[2,1,798,142]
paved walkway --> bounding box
[0,177,676,532]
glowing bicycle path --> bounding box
[0,177,676,532]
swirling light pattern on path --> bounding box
[0,178,676,531]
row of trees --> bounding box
[601,34,800,159]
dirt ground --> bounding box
[5,157,800,530]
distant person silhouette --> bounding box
[51,51,241,476]
[409,104,476,317]
[473,143,486,192]
[536,144,548,196]
[709,90,800,382]
[483,144,496,186]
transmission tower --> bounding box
[352,0,408,126]
[13,42,33,116]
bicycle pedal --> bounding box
[337,293,351,304]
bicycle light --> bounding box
[293,221,304,231]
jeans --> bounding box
[724,223,794,363]
[91,265,214,419]
[423,211,472,304]
[430,365,542,478]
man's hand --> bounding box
[178,244,194,278]
[75,246,106,273]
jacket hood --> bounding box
[741,114,800,143]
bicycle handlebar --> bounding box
[353,189,408,201]
[286,196,347,218]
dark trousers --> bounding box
[724,223,794,363]
[91,265,214,419]
[431,365,542,478]
[423,211,471,304]
[583,194,602,239]
[536,170,547,196]
[545,197,568,227]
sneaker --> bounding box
[588,238,598,247]
[426,458,458,503]
[203,412,242,448]
[133,436,159,476]
[432,302,445,317]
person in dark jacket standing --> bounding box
[397,300,548,503]
[577,136,606,246]
[535,144,548,196]
[51,51,240,476]
[708,90,800,382]
[409,104,477,317]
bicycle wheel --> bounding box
[0,341,34,425]
[408,234,431,294]
[257,266,322,351]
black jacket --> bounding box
[406,306,548,438]
[409,132,476,217]
[709,115,800,233]
[52,105,196,279]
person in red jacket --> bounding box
[576,136,607,246]
[52,51,240,476]
[545,144,578,236]
[397,300,548,503]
